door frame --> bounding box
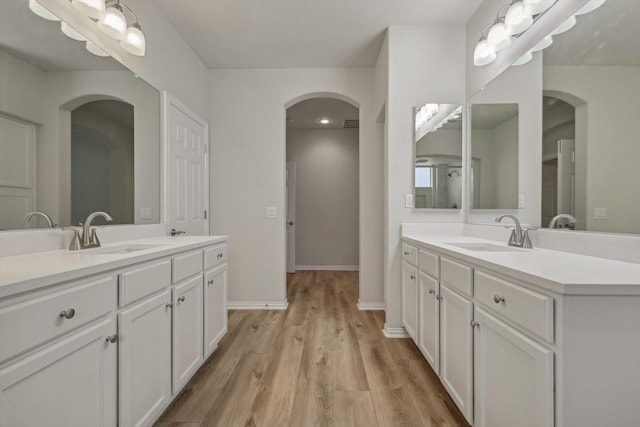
[286,161,296,273]
[162,91,210,234]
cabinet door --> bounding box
[0,317,117,427]
[418,272,440,374]
[119,289,172,427]
[474,307,553,427]
[401,261,419,341]
[172,274,204,394]
[440,284,473,424]
[204,264,228,358]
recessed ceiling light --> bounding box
[318,118,331,125]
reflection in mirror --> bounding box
[469,103,519,209]
[0,1,160,231]
[414,103,463,209]
[542,0,640,234]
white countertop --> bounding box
[0,235,227,299]
[403,233,640,295]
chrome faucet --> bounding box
[548,214,577,229]
[65,211,113,250]
[495,214,534,248]
[23,211,56,228]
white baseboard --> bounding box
[357,300,384,311]
[383,323,410,338]
[227,301,289,310]
[295,265,359,271]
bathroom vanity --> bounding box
[402,229,640,427]
[0,235,228,427]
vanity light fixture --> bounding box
[524,0,554,16]
[504,0,534,35]
[72,0,105,20]
[86,40,109,57]
[575,0,606,15]
[97,1,127,40]
[29,0,60,21]
[551,15,576,35]
[531,34,553,52]
[473,36,497,66]
[512,50,533,66]
[487,18,512,51]
[61,21,87,41]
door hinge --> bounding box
[204,210,207,219]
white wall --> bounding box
[210,68,383,307]
[383,25,466,332]
[286,128,359,268]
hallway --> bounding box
[156,271,468,427]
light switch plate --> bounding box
[405,194,414,208]
[518,194,525,209]
[265,207,277,219]
[594,207,607,219]
[139,207,152,219]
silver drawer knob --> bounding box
[494,295,505,304]
[178,296,186,303]
[166,302,174,309]
[410,275,416,280]
[208,279,214,285]
[404,251,410,256]
[471,320,480,328]
[59,308,75,319]
[217,253,223,259]
[105,334,118,344]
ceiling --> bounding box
[150,0,483,69]
[471,103,518,130]
[544,0,640,66]
[286,98,358,129]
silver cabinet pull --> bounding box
[217,253,223,259]
[494,295,506,304]
[436,295,442,301]
[207,279,214,285]
[166,302,174,309]
[404,251,410,256]
[410,275,416,280]
[428,289,436,295]
[471,321,480,328]
[105,334,118,344]
[59,309,76,319]
[178,296,186,303]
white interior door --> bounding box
[166,94,209,235]
[557,139,575,216]
[286,161,296,273]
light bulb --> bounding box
[121,24,146,56]
[86,41,109,57]
[513,51,533,66]
[487,20,512,51]
[61,22,87,41]
[505,1,534,35]
[531,35,553,52]
[575,0,606,15]
[72,0,105,19]
[524,0,555,15]
[29,0,60,21]
[552,15,576,35]
[97,4,127,40]
[474,38,497,67]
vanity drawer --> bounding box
[204,244,228,270]
[0,275,116,364]
[402,243,418,267]
[475,270,554,343]
[440,257,473,296]
[119,259,171,307]
[172,250,203,283]
[419,248,439,278]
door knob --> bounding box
[287,221,294,226]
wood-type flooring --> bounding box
[156,270,469,427]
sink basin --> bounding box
[69,244,166,254]
[446,242,524,252]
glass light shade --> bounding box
[575,0,606,15]
[524,0,555,15]
[120,24,146,56]
[487,21,512,51]
[72,0,105,19]
[29,0,60,21]
[531,35,553,52]
[97,5,127,40]
[474,39,497,66]
[552,15,576,35]
[86,41,109,57]
[61,22,87,41]
[505,2,534,35]
[513,50,533,66]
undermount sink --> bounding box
[69,244,166,254]
[446,242,525,252]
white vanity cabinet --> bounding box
[204,263,228,357]
[417,271,439,373]
[401,243,419,341]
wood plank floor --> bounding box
[156,271,469,427]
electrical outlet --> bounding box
[594,207,607,219]
[265,207,277,219]
[518,194,525,209]
[405,193,414,208]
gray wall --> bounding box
[286,128,359,268]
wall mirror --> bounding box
[469,103,519,209]
[541,0,640,235]
[0,0,160,231]
[414,103,463,209]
